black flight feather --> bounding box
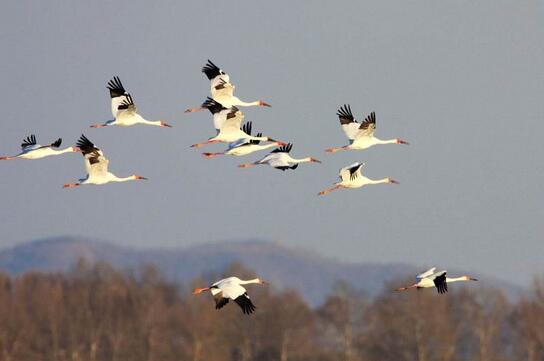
[434,273,448,294]
[271,143,292,153]
[242,121,252,135]
[201,97,226,114]
[360,111,376,130]
[21,134,37,148]
[234,293,256,315]
[117,94,135,110]
[250,132,262,145]
[337,104,355,125]
[50,138,62,148]
[107,76,127,98]
[202,59,222,80]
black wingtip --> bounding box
[51,138,62,148]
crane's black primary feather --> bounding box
[234,293,256,315]
[201,97,226,114]
[50,138,62,148]
[348,164,361,181]
[434,273,448,294]
[337,104,355,125]
[202,59,222,80]
[271,143,292,153]
[107,76,127,98]
[275,164,299,171]
[242,121,252,135]
[21,134,37,148]
[76,134,99,157]
[250,132,262,145]
[117,94,135,110]
[215,297,229,310]
[360,111,376,130]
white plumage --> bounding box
[193,276,266,315]
[325,105,408,152]
[0,134,78,161]
[90,76,172,128]
[318,162,398,196]
[396,267,478,294]
[239,143,321,171]
[63,134,148,188]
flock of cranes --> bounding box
[0,59,478,314]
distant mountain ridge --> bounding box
[0,237,523,306]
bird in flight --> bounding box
[318,162,398,195]
[395,267,478,294]
[185,60,271,112]
[239,143,321,171]
[193,276,267,315]
[63,134,148,188]
[0,134,78,160]
[326,105,408,153]
[90,76,172,128]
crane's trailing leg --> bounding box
[318,185,343,196]
[202,152,223,158]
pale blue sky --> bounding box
[0,1,542,285]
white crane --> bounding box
[395,267,478,294]
[190,107,278,148]
[193,97,231,134]
[63,134,148,188]
[192,276,267,315]
[202,122,285,158]
[318,162,398,196]
[184,60,271,112]
[90,76,172,128]
[239,143,321,171]
[0,135,79,160]
[325,105,408,153]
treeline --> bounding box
[0,260,542,361]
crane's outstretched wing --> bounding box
[433,271,448,294]
[357,111,376,138]
[21,134,37,150]
[107,76,129,118]
[337,104,361,141]
[116,94,137,118]
[212,290,230,310]
[202,59,223,80]
[234,293,256,314]
[202,97,227,114]
[417,267,437,280]
[339,162,364,182]
[271,143,293,154]
[76,134,109,176]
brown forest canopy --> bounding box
[0,261,542,361]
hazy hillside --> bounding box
[0,237,522,306]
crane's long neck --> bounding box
[368,178,390,185]
[111,175,136,183]
[235,99,260,107]
[375,137,398,145]
[290,156,312,164]
[238,278,261,285]
[446,276,469,283]
[141,119,163,127]
[55,147,76,155]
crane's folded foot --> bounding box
[238,164,254,168]
[63,183,79,189]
